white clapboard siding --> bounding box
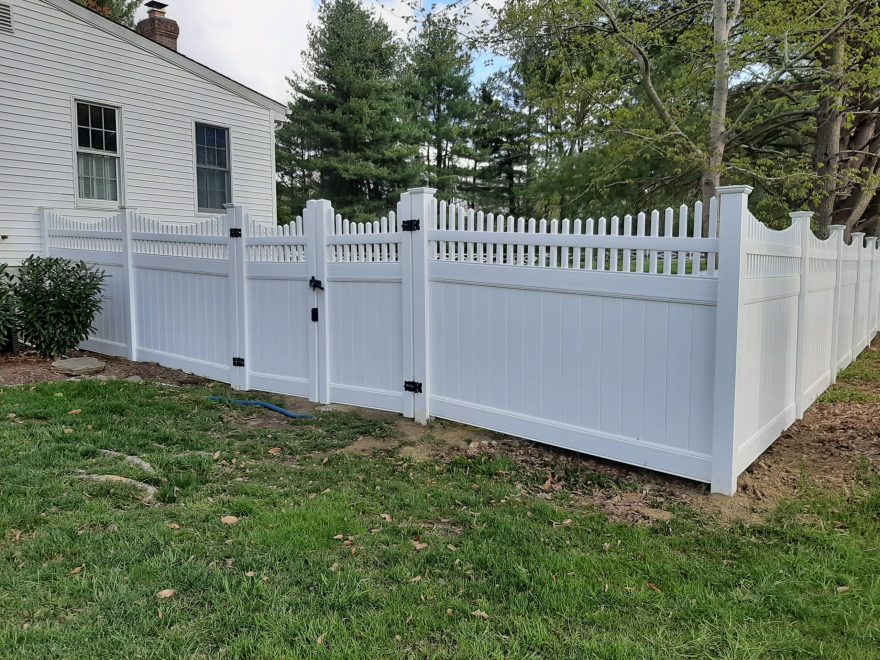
[44,187,880,496]
[0,0,282,264]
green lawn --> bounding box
[1,366,878,658]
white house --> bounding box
[0,0,286,264]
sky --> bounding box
[134,0,505,105]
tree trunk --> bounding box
[812,8,846,237]
[702,0,736,234]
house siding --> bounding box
[0,0,279,263]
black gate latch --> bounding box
[404,381,422,393]
[309,276,324,291]
[401,219,420,232]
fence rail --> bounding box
[42,186,880,495]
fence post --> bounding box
[870,238,880,336]
[828,225,846,383]
[401,187,436,424]
[40,207,51,257]
[850,232,866,361]
[791,211,812,419]
[710,185,753,495]
[305,199,331,404]
[120,207,138,361]
[225,203,249,391]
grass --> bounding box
[819,346,880,403]
[1,375,879,658]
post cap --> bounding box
[406,187,438,195]
[716,185,754,196]
[789,211,813,223]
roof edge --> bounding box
[43,0,287,115]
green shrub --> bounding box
[0,264,16,347]
[16,256,106,358]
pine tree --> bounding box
[471,72,534,215]
[409,12,476,199]
[279,0,421,221]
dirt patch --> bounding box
[338,435,401,455]
[0,350,208,387]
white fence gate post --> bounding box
[400,187,436,424]
[710,185,753,495]
[120,207,138,361]
[305,199,332,404]
[226,203,249,391]
[791,211,812,419]
[828,225,846,383]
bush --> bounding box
[0,264,16,348]
[16,256,106,358]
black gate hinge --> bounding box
[404,380,422,393]
[229,228,242,238]
[401,219,420,232]
[232,357,245,367]
[311,307,319,322]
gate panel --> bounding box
[324,214,409,413]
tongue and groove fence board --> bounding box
[43,186,880,494]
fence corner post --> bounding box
[791,211,813,419]
[120,206,138,361]
[403,187,436,424]
[225,203,249,391]
[305,199,332,404]
[828,225,847,383]
[710,185,753,495]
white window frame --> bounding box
[71,97,125,210]
[192,120,233,215]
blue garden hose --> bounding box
[208,396,314,419]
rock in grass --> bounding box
[75,474,157,502]
[51,357,106,376]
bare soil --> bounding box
[0,350,208,387]
[3,345,877,525]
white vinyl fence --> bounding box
[43,186,880,494]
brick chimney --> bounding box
[136,1,179,51]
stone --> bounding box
[51,357,106,376]
[125,375,144,383]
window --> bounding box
[75,102,120,203]
[195,123,230,212]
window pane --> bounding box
[197,167,228,210]
[89,105,103,130]
[103,107,115,131]
[90,129,104,151]
[78,126,91,149]
[104,132,117,153]
[77,103,89,128]
[78,153,118,202]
